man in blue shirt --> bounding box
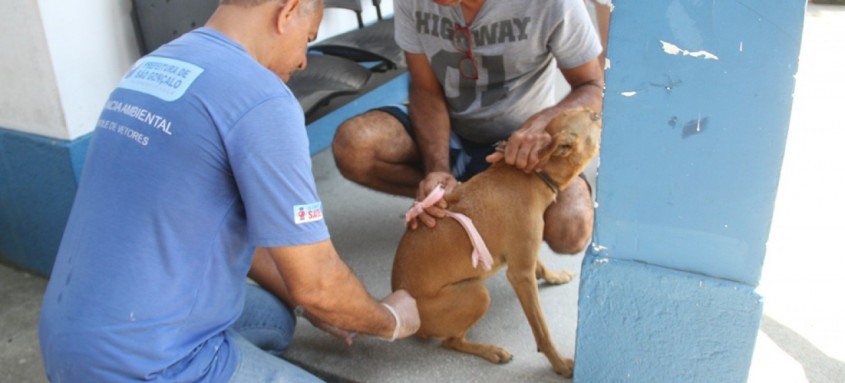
[38,0,420,381]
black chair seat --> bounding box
[287,54,372,117]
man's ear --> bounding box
[276,0,302,33]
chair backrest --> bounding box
[132,0,388,54]
[132,0,218,54]
[371,0,383,19]
[324,0,363,13]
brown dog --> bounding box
[391,107,601,377]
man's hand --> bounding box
[490,58,604,171]
[379,290,421,341]
[487,112,553,173]
[408,171,459,230]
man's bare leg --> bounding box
[542,176,594,254]
[332,110,424,198]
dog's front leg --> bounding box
[506,266,574,377]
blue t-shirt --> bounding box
[38,28,329,382]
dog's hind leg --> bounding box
[417,280,513,364]
[535,260,574,285]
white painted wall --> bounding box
[0,0,394,141]
[0,0,66,139]
[38,0,140,140]
[0,0,138,140]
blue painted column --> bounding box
[574,1,806,382]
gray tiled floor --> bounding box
[0,265,46,383]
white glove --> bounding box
[379,290,421,341]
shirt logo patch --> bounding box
[118,57,204,102]
[294,202,323,224]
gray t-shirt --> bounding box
[395,0,602,143]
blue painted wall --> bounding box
[574,0,805,381]
[0,128,90,276]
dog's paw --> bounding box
[553,358,574,378]
[540,269,574,285]
[442,338,513,364]
[483,345,514,364]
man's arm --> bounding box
[405,52,457,228]
[248,247,294,305]
[490,58,605,172]
[248,241,419,341]
[558,58,605,113]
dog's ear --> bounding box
[552,140,574,156]
[535,131,573,160]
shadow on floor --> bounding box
[760,316,845,383]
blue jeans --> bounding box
[228,284,324,382]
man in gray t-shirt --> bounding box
[332,0,604,255]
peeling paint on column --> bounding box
[681,114,709,138]
[660,40,720,60]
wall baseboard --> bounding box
[0,128,90,276]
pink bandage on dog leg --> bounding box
[444,211,493,271]
[404,185,446,224]
[404,185,493,271]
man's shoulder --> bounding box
[157,29,275,86]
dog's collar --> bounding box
[535,171,560,196]
[494,141,559,196]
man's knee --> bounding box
[543,178,595,254]
[332,115,376,181]
[544,208,594,254]
[234,286,297,355]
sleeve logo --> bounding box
[293,202,323,224]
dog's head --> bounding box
[537,107,602,177]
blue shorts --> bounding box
[374,105,496,182]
